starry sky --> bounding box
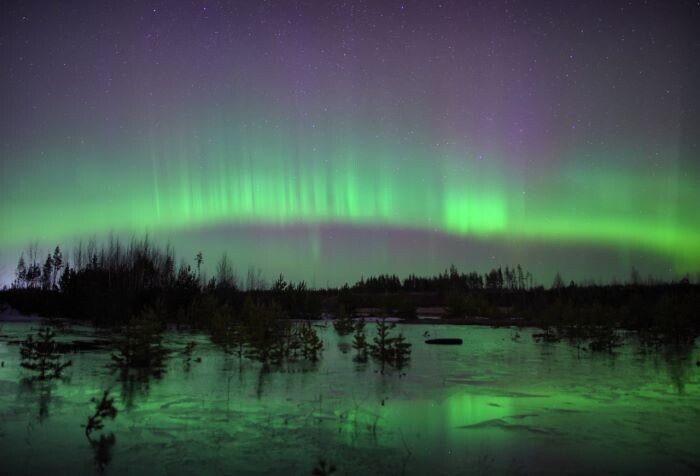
[1,0,699,286]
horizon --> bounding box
[1,233,698,291]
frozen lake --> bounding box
[0,321,698,475]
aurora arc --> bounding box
[2,116,699,271]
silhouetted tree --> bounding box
[630,266,641,285]
[332,304,354,335]
[216,253,237,289]
[272,273,287,292]
[41,254,53,290]
[195,251,203,281]
[110,307,169,379]
[20,327,72,380]
[369,319,412,371]
[352,318,368,361]
[14,253,27,288]
[85,390,117,438]
[552,272,565,289]
[51,246,64,288]
[516,264,525,290]
[485,268,502,290]
[312,459,337,476]
[299,321,323,361]
[246,265,266,291]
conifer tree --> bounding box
[352,318,368,361]
[52,246,64,288]
[332,304,354,335]
[42,253,54,290]
[14,254,27,288]
[20,327,72,380]
[85,389,118,438]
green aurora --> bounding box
[2,119,698,276]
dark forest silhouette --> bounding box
[1,237,698,348]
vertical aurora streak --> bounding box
[2,126,698,269]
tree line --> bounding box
[9,245,537,295]
[1,237,698,343]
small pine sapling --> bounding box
[300,321,324,361]
[332,305,354,336]
[352,318,368,361]
[20,327,72,380]
[85,390,118,438]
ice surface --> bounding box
[0,322,698,475]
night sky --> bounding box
[1,0,699,286]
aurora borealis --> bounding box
[1,0,699,285]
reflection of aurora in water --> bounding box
[0,323,698,475]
